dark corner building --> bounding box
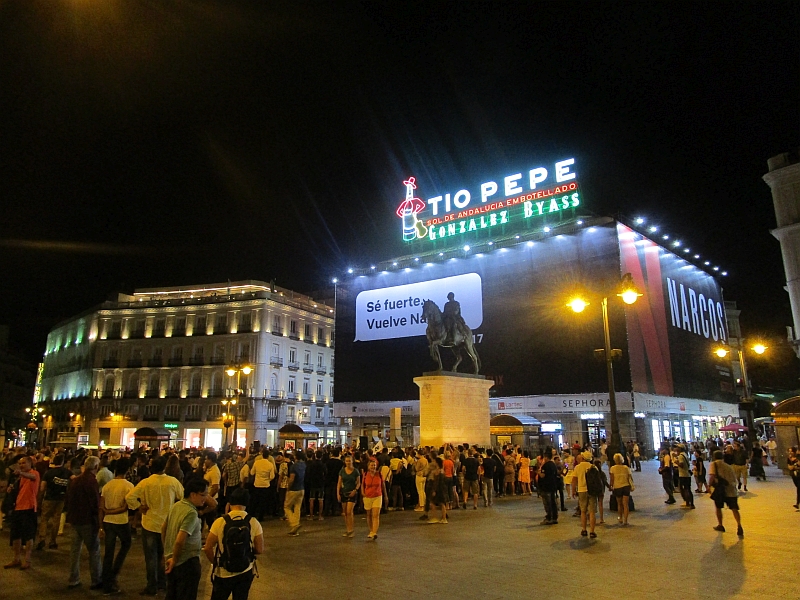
[332,157,740,453]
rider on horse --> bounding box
[443,292,469,344]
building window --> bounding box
[268,404,279,420]
[304,323,312,339]
[215,314,228,334]
[144,404,159,419]
[270,374,279,396]
[302,378,310,395]
[153,347,163,360]
[272,343,280,357]
[273,316,282,333]
[317,353,324,367]
[288,377,295,394]
[316,380,323,396]
[304,351,310,366]
[174,317,186,335]
[186,404,200,419]
[153,319,166,337]
[290,320,297,335]
[318,327,325,343]
[124,404,138,417]
[196,315,207,333]
[329,384,334,398]
[239,342,250,362]
[100,404,113,417]
[316,408,322,420]
[289,348,297,363]
[239,312,251,332]
[287,406,295,420]
[164,404,179,419]
[207,404,220,418]
[172,347,183,359]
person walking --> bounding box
[632,442,642,472]
[572,451,597,538]
[66,456,102,590]
[519,451,532,495]
[126,456,184,596]
[537,449,558,525]
[36,453,71,551]
[413,450,428,511]
[284,450,306,536]
[4,455,40,570]
[708,450,744,537]
[660,449,676,504]
[100,458,134,596]
[162,478,216,600]
[503,451,516,496]
[732,441,749,492]
[337,455,360,537]
[461,448,480,510]
[787,447,800,509]
[361,459,385,538]
[481,449,496,507]
[609,453,633,526]
[693,449,708,493]
[249,449,275,521]
[203,487,263,600]
[675,445,695,509]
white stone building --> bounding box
[38,280,347,449]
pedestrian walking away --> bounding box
[100,458,135,596]
[66,456,103,590]
[203,488,263,600]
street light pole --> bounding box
[601,296,623,461]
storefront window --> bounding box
[651,419,661,451]
[205,429,222,450]
[236,428,247,449]
[185,428,201,448]
[121,428,137,449]
[683,420,692,442]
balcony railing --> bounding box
[144,388,159,398]
[288,333,300,340]
[329,368,334,376]
[152,329,166,338]
[267,390,286,399]
[129,330,145,339]
[148,358,163,367]
[269,356,284,366]
[287,361,300,371]
[122,390,139,399]
[208,387,224,397]
[316,366,327,375]
[165,390,181,398]
[102,359,119,368]
[238,326,252,334]
[127,358,143,368]
[302,364,314,373]
[271,330,283,337]
[303,338,314,345]
[188,357,205,366]
[267,415,279,423]
[106,331,122,340]
[213,327,228,335]
[186,389,202,398]
[168,357,184,367]
[172,328,186,337]
[210,357,226,366]
[317,340,327,347]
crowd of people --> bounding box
[0,432,785,599]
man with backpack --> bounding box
[204,488,263,600]
[572,451,599,539]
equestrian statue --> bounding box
[421,292,481,374]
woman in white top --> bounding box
[609,453,633,526]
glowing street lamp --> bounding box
[713,340,769,437]
[224,362,253,450]
[568,272,643,462]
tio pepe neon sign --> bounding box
[396,158,580,242]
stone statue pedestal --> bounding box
[413,372,493,448]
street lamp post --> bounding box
[568,273,642,463]
[225,362,253,450]
[714,342,767,439]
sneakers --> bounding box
[540,519,551,525]
[713,525,725,532]
[427,518,441,524]
[413,507,424,512]
[342,531,354,537]
[440,518,448,524]
[737,526,744,538]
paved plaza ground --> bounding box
[2,459,798,600]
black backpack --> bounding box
[217,513,254,574]
[585,465,604,497]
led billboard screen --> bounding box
[335,222,630,403]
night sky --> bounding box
[1,2,798,387]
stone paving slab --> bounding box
[2,459,798,599]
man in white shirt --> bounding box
[203,452,222,530]
[125,457,184,596]
[203,487,263,600]
[250,449,275,521]
[572,451,596,538]
[100,458,135,595]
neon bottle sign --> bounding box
[396,177,428,241]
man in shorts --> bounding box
[4,456,40,570]
[461,448,480,510]
[572,451,597,538]
[709,450,744,537]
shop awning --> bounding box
[278,423,320,436]
[133,427,174,440]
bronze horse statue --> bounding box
[421,299,481,374]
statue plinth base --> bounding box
[414,372,493,448]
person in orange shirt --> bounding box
[361,459,385,539]
[4,456,41,570]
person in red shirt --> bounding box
[361,459,385,540]
[4,455,40,570]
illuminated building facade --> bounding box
[38,281,347,449]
